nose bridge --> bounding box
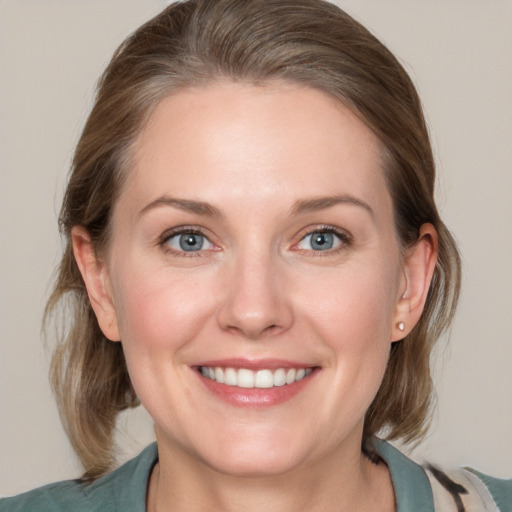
[218,240,293,339]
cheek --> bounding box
[298,260,398,396]
[112,261,217,358]
[297,260,398,347]
[283,261,399,437]
[110,263,220,417]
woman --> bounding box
[1,0,509,510]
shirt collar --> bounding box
[376,440,435,512]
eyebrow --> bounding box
[138,194,374,220]
[290,194,375,219]
[137,196,222,218]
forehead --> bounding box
[121,82,391,222]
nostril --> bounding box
[223,321,287,341]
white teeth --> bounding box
[255,369,273,388]
[224,367,237,386]
[286,368,296,384]
[214,367,224,384]
[273,368,286,387]
[237,369,255,388]
[200,366,313,388]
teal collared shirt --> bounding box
[1,442,510,511]
[376,440,435,511]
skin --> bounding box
[73,82,437,511]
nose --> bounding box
[217,249,294,340]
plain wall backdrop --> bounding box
[1,0,511,496]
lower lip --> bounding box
[196,369,318,408]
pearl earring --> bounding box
[397,321,405,332]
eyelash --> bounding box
[158,225,352,257]
[159,227,215,258]
[293,225,352,256]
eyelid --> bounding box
[159,226,219,256]
[157,224,351,256]
[291,225,352,253]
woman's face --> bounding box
[93,83,410,476]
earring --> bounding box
[397,321,405,332]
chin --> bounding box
[204,446,305,478]
[181,424,312,478]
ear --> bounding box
[71,226,120,342]
[391,223,438,341]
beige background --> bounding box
[1,0,511,496]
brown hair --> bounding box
[45,0,461,479]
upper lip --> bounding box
[195,358,316,370]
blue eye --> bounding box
[297,230,343,251]
[165,232,213,252]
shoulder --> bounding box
[0,443,158,512]
[376,440,512,512]
[0,480,91,512]
[459,468,512,512]
[422,460,512,511]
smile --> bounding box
[199,366,313,389]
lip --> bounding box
[195,358,312,370]
[193,358,319,408]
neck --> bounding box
[147,433,395,512]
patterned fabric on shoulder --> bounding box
[426,464,512,512]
